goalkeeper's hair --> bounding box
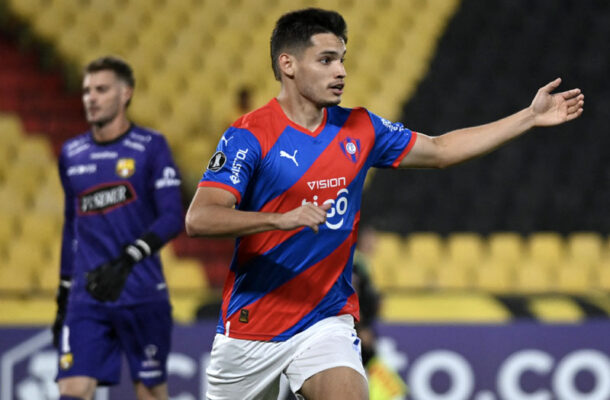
[85,55,135,88]
[85,55,135,107]
[270,8,347,81]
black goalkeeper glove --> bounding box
[52,278,71,349]
[86,237,156,302]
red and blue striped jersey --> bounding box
[199,99,416,341]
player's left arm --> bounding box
[53,152,74,347]
[144,135,185,242]
[400,78,584,169]
[86,135,184,302]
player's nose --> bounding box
[336,62,346,78]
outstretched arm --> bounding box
[185,186,331,237]
[400,78,584,169]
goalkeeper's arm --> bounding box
[86,232,163,302]
[51,277,71,349]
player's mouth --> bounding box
[329,83,344,95]
[87,106,100,115]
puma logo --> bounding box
[280,150,299,167]
[220,135,233,146]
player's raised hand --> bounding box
[530,78,584,127]
[276,202,332,233]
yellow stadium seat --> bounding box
[56,27,98,63]
[515,262,553,293]
[18,212,62,249]
[567,232,603,268]
[165,259,208,294]
[488,232,524,267]
[129,94,171,128]
[474,261,515,294]
[369,232,407,289]
[96,27,138,56]
[32,4,73,40]
[0,264,34,293]
[112,3,151,33]
[37,251,61,293]
[6,0,48,19]
[394,265,432,290]
[6,240,48,278]
[381,293,511,323]
[0,116,22,174]
[0,209,18,247]
[32,176,64,216]
[174,138,216,181]
[14,135,54,167]
[146,70,184,103]
[434,260,473,290]
[0,297,56,324]
[526,232,565,269]
[446,232,486,270]
[167,95,212,139]
[596,266,610,291]
[23,297,56,324]
[171,295,204,324]
[0,112,23,140]
[373,232,404,262]
[528,296,584,323]
[160,246,178,265]
[369,259,399,290]
[0,186,30,215]
[555,261,592,294]
[0,299,30,324]
[370,265,397,291]
[404,232,444,270]
[4,163,44,202]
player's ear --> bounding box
[121,85,134,108]
[278,53,296,79]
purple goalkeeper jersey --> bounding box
[59,124,183,306]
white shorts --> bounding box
[205,315,366,400]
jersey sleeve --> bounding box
[146,135,184,243]
[58,151,75,279]
[367,110,417,168]
[198,127,262,204]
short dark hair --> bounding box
[85,55,135,88]
[270,8,347,81]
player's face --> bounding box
[293,33,347,107]
[82,70,131,126]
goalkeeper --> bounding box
[53,56,183,400]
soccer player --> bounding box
[53,56,183,400]
[185,8,584,400]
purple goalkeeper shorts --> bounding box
[56,301,172,387]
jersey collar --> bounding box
[270,98,328,137]
[90,123,134,146]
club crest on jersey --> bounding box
[116,158,135,178]
[208,151,226,172]
[339,137,361,163]
[59,352,74,370]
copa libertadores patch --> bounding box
[208,151,227,172]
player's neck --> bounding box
[91,114,131,143]
[276,91,325,132]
